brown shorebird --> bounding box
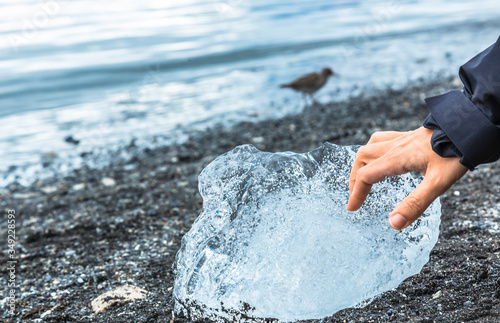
[280,67,335,103]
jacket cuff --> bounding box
[424,89,500,170]
[423,114,462,158]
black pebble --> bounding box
[65,135,80,145]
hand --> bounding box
[346,127,468,230]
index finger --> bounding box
[349,132,405,193]
[348,140,397,193]
[347,151,411,211]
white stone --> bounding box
[72,183,85,191]
[102,177,116,187]
[251,136,265,144]
[432,290,442,299]
[91,285,147,314]
[173,143,441,322]
[41,186,58,194]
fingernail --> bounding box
[389,214,407,230]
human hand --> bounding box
[346,127,468,230]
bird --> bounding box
[280,67,335,104]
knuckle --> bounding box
[403,195,424,212]
[426,174,450,195]
[356,167,369,182]
[356,145,369,157]
[368,131,383,143]
[357,145,366,154]
[428,177,444,192]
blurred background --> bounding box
[1,0,500,186]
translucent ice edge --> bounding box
[173,143,441,322]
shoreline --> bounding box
[2,76,499,322]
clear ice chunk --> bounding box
[173,143,441,322]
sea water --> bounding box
[1,0,500,186]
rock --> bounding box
[91,285,147,314]
[251,136,265,144]
[12,192,38,199]
[432,291,442,300]
[477,269,488,281]
[102,177,116,187]
[41,152,58,167]
[72,183,85,191]
[64,135,80,145]
[41,186,58,194]
[173,143,441,321]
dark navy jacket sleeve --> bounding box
[423,36,500,170]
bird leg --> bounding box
[301,93,308,106]
[309,94,317,106]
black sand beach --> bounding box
[2,77,499,322]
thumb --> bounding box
[388,176,443,230]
